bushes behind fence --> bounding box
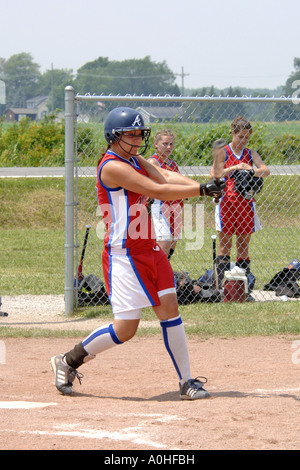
[0,116,299,167]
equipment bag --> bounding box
[264,259,300,298]
[77,274,110,306]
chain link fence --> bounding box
[64,88,300,314]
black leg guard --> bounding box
[65,342,90,369]
[236,258,250,273]
[236,259,252,293]
[216,255,231,288]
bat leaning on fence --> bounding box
[211,235,218,289]
[75,225,91,286]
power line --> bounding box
[76,72,175,79]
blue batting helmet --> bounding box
[104,107,151,154]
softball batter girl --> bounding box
[51,107,224,400]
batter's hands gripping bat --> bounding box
[213,178,221,204]
[75,225,91,287]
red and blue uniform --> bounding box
[215,145,262,234]
[97,151,176,314]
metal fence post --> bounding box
[64,86,75,315]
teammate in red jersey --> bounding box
[210,116,270,296]
[51,107,225,400]
[148,129,183,259]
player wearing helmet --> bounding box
[210,116,270,296]
[51,107,225,400]
[104,106,151,155]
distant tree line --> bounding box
[0,53,299,121]
[0,53,180,114]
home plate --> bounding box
[0,401,57,409]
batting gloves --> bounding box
[200,178,226,197]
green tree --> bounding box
[275,57,300,121]
[74,56,180,96]
[36,67,75,111]
[1,52,41,107]
[283,58,300,97]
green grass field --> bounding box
[0,177,299,338]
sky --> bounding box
[1,0,300,92]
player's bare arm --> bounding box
[101,159,224,200]
[100,159,199,200]
[209,147,251,178]
[135,155,168,184]
[147,157,161,167]
[251,151,270,177]
[137,155,200,187]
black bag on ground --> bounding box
[174,271,222,304]
[77,274,110,306]
[195,270,222,303]
[174,271,199,305]
[264,259,300,298]
[275,281,300,298]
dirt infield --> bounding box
[1,334,300,451]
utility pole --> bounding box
[51,63,54,113]
[179,66,189,95]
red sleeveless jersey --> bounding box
[223,144,254,202]
[97,151,156,254]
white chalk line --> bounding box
[21,427,167,449]
[2,389,299,448]
[209,386,300,396]
[254,387,300,395]
[2,411,184,449]
[0,401,57,409]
